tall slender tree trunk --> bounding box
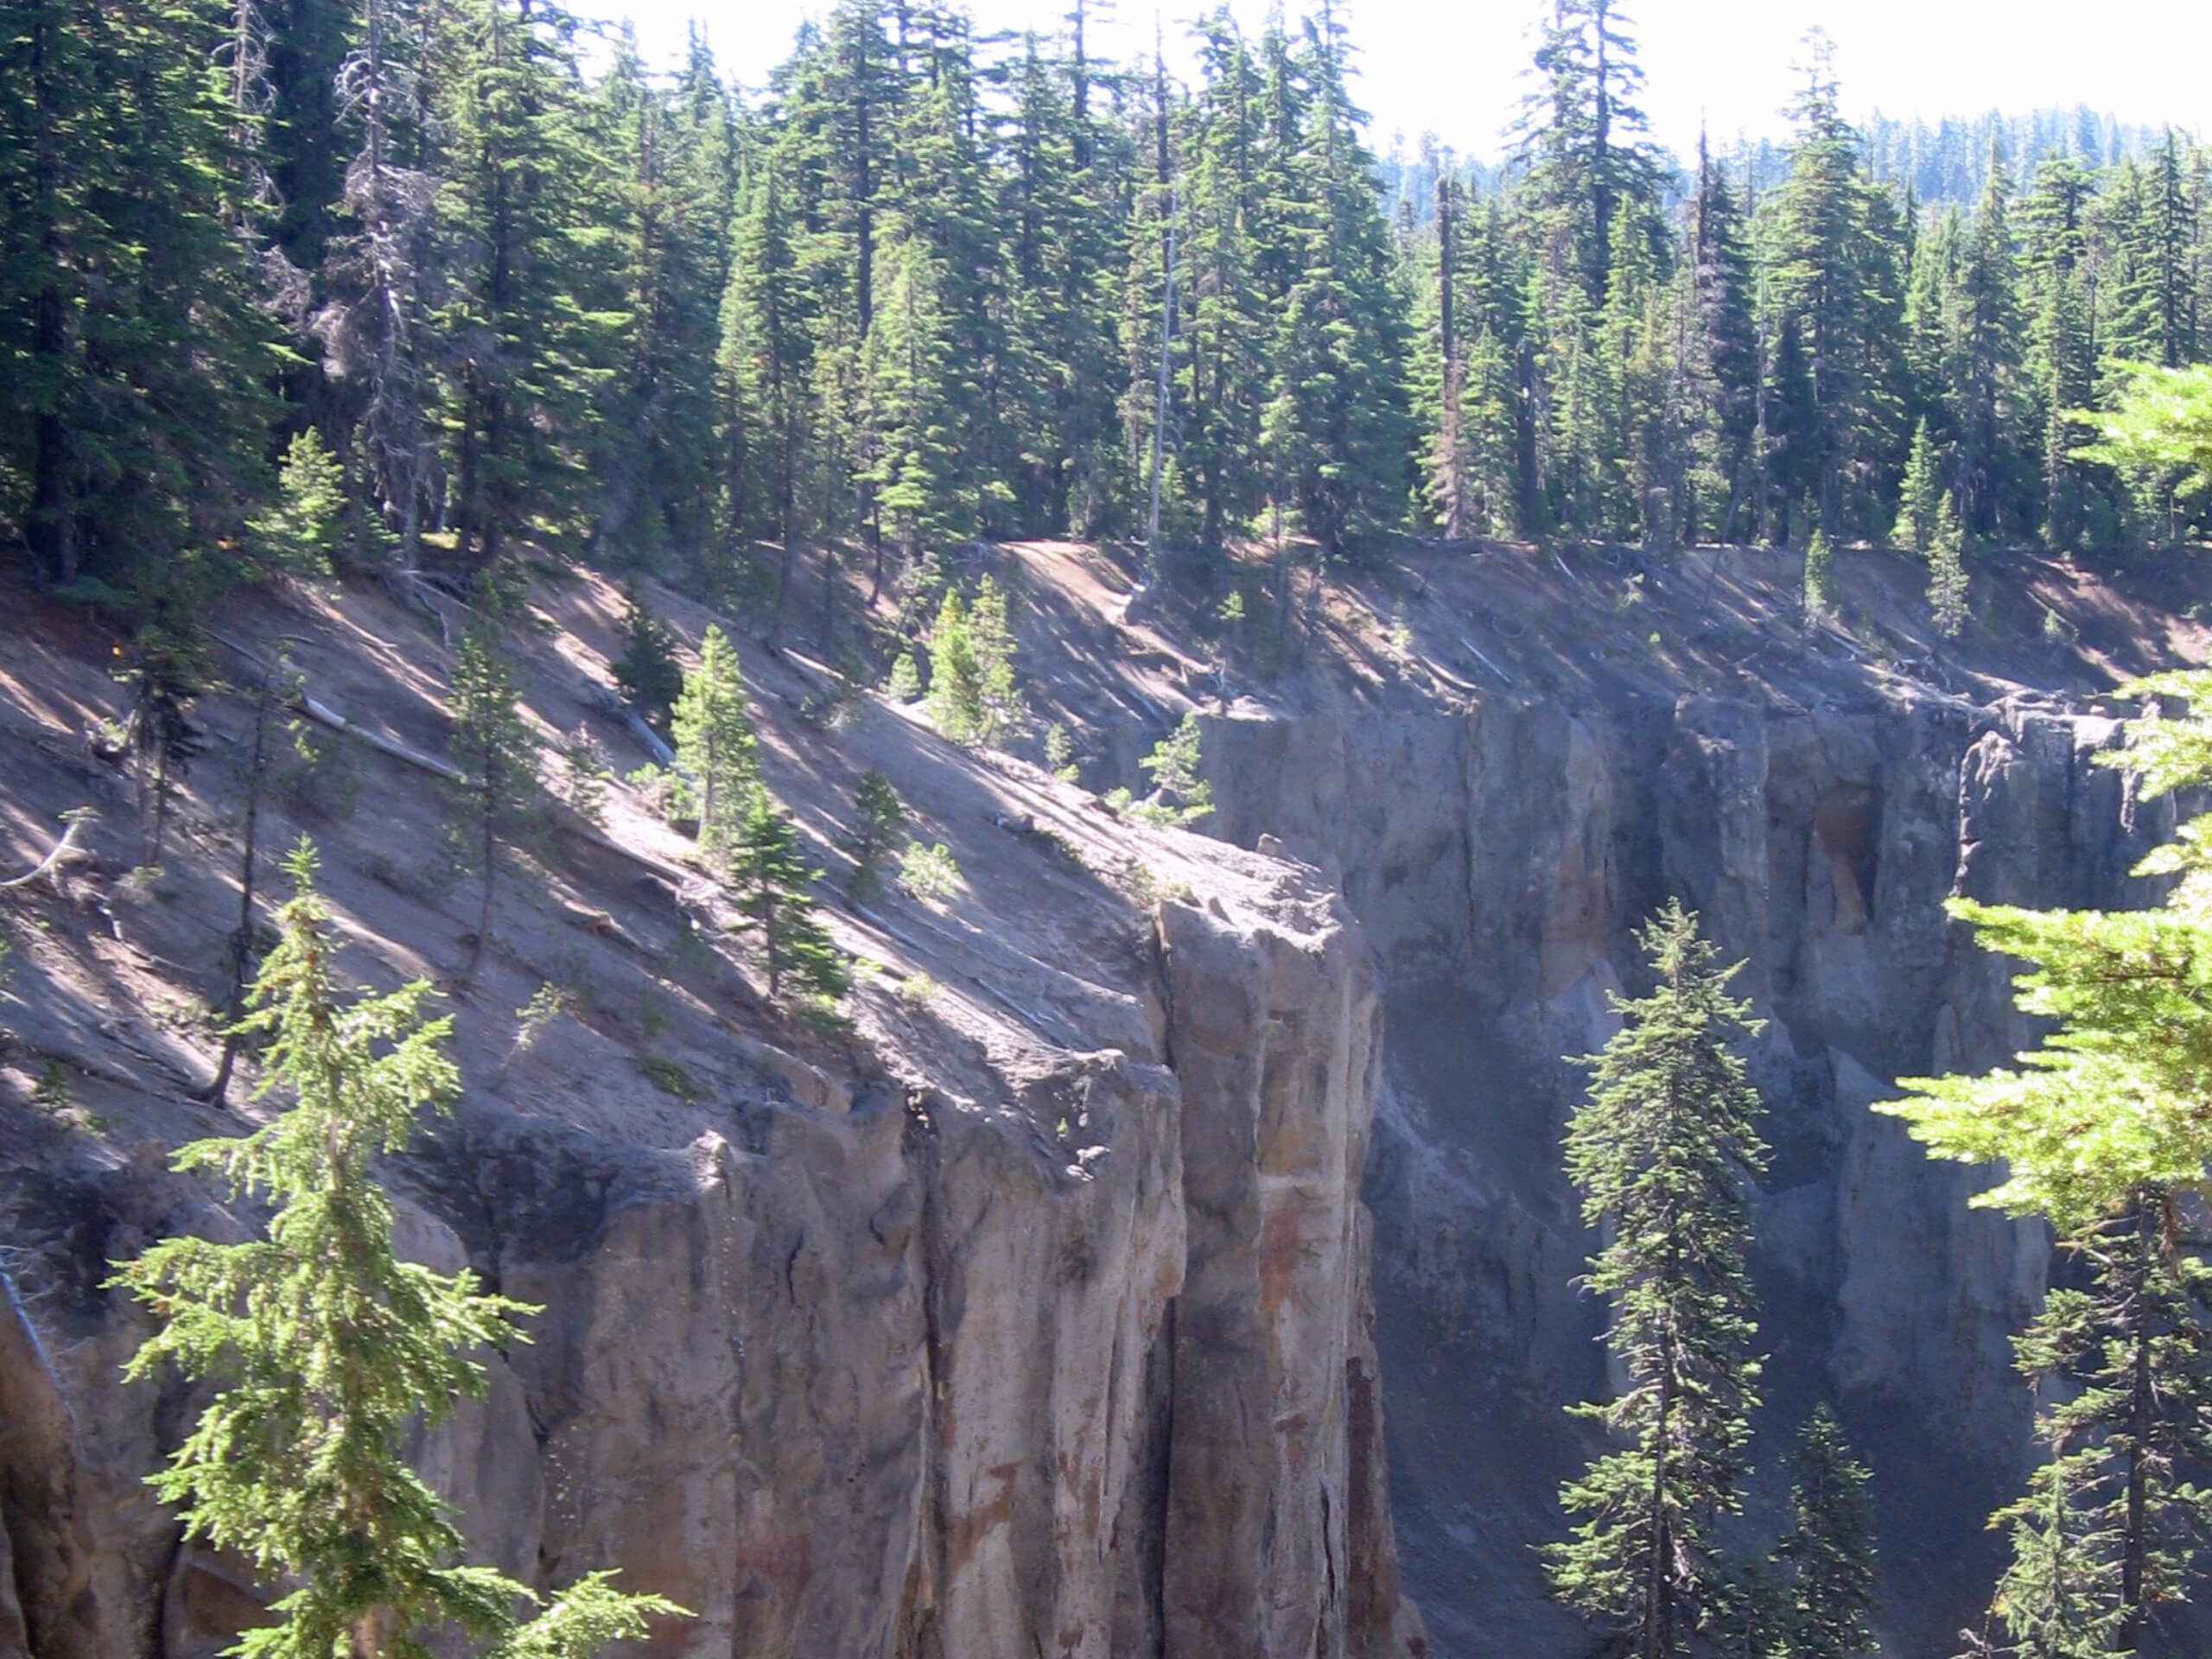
[2119,1198,2155,1649]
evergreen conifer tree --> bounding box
[1929,496,1970,637]
[1900,418,1945,552]
[1133,711,1215,825]
[1545,900,1769,1659]
[1802,527,1835,621]
[925,578,1020,748]
[447,588,541,979]
[669,622,757,868]
[1971,1199,2212,1657]
[613,585,683,728]
[250,429,351,577]
[1776,1408,1878,1659]
[840,768,906,902]
[729,790,849,1005]
[113,841,683,1658]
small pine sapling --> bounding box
[248,429,347,576]
[897,840,963,906]
[885,652,923,702]
[1802,529,1835,623]
[113,841,684,1657]
[840,770,906,902]
[729,791,849,1005]
[1131,713,1213,826]
[446,587,542,980]
[1045,721,1079,783]
[670,624,758,871]
[613,584,684,728]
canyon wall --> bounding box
[0,823,1425,1659]
[1199,686,2170,1656]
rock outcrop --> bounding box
[0,756,1426,1659]
[1198,686,2169,1657]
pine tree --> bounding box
[839,767,905,902]
[669,622,758,868]
[113,840,683,1658]
[0,0,279,598]
[1802,528,1835,621]
[1766,32,1907,541]
[314,0,442,583]
[250,429,350,576]
[612,584,683,728]
[446,586,541,979]
[1972,1198,2212,1657]
[1929,497,1970,636]
[1900,418,1945,552]
[1776,1408,1878,1659]
[1133,711,1215,825]
[1545,900,1769,1659]
[435,0,606,576]
[729,790,849,1005]
[925,578,1020,748]
[1259,7,1413,563]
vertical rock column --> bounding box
[1157,883,1426,1659]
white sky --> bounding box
[589,0,2212,162]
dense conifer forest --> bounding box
[4,0,2209,631]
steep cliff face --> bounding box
[0,585,1425,1659]
[1198,687,2171,1656]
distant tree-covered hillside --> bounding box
[2,0,2207,633]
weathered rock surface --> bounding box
[0,817,1424,1659]
[1198,687,2171,1657]
[0,582,1425,1659]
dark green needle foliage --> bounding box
[1545,899,1769,1659]
[730,789,849,1006]
[446,586,543,979]
[670,623,758,869]
[112,841,683,1658]
[1972,1198,2212,1658]
[613,586,684,729]
[1777,1407,1878,1659]
[840,769,906,903]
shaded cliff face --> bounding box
[1199,688,2171,1657]
[0,583,1425,1659]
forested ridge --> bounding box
[4,0,2209,637]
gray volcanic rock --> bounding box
[1198,687,2172,1658]
[0,833,1423,1659]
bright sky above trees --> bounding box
[588,0,2209,162]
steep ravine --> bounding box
[1196,687,2174,1656]
[0,586,1428,1659]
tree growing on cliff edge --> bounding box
[729,788,849,1007]
[1544,899,1770,1659]
[112,840,683,1658]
